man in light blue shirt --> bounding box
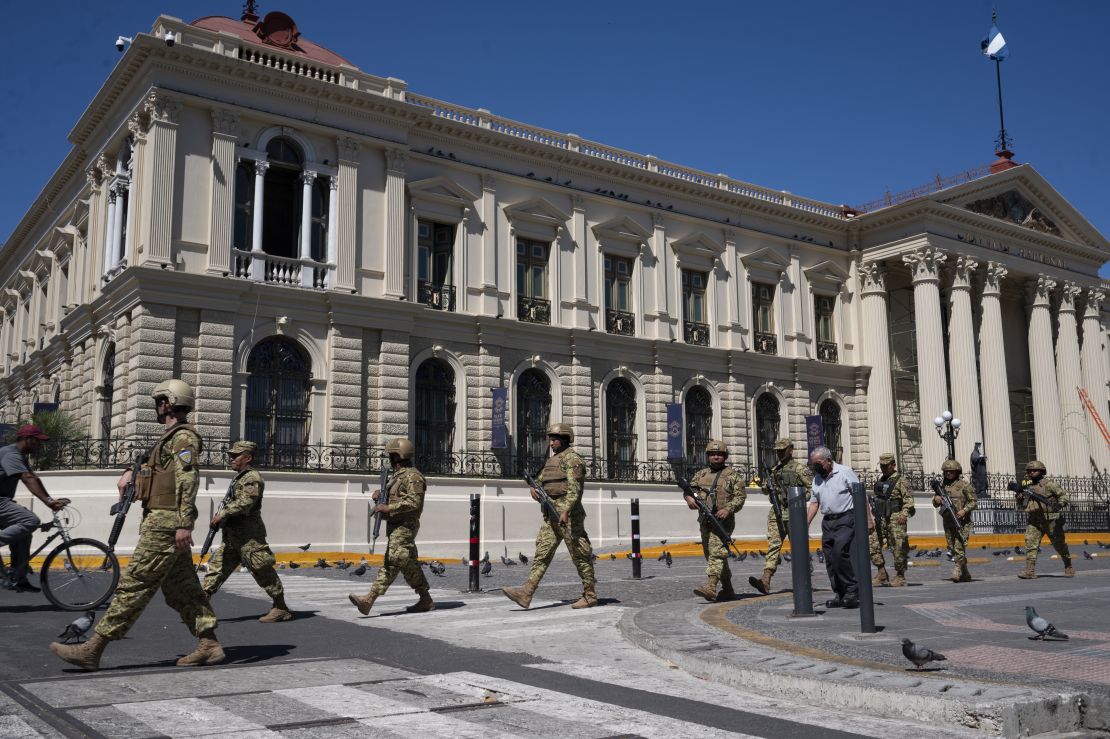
[806,446,872,609]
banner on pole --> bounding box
[805,415,824,457]
[666,403,684,460]
[491,388,507,449]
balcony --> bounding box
[684,321,710,346]
[606,309,635,336]
[817,340,839,363]
[517,295,551,324]
[754,331,777,355]
[418,281,456,311]
[233,249,330,289]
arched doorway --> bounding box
[245,337,312,466]
[607,378,637,479]
[755,393,781,471]
[414,358,456,473]
[685,385,713,467]
[516,369,551,474]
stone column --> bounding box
[142,90,181,265]
[978,262,1016,475]
[104,187,120,279]
[902,247,949,468]
[249,161,268,280]
[334,137,359,292]
[383,149,407,299]
[1027,276,1065,472]
[298,170,317,287]
[859,262,896,464]
[325,176,338,288]
[1081,289,1110,473]
[1056,281,1090,475]
[946,256,983,465]
[207,108,239,276]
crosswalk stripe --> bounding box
[274,684,422,720]
[0,714,40,739]
[113,697,277,737]
[365,709,523,738]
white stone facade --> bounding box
[0,11,1107,486]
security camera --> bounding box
[164,31,175,47]
[115,35,132,52]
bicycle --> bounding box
[2,506,120,611]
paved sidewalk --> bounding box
[620,555,1110,737]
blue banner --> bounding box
[491,388,507,449]
[805,415,824,457]
[666,403,684,460]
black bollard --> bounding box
[630,498,642,579]
[468,493,481,592]
[787,486,814,617]
[850,481,876,633]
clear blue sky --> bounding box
[3,1,1108,277]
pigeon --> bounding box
[297,543,311,552]
[901,638,946,671]
[480,560,492,576]
[1083,551,1093,560]
[738,551,748,562]
[590,553,598,563]
[480,551,490,564]
[1013,546,1023,555]
[656,552,667,562]
[664,552,673,568]
[429,560,446,576]
[1026,606,1068,640]
[783,553,792,563]
[500,555,517,566]
[288,561,301,569]
[816,550,825,564]
[278,562,287,570]
[519,552,528,564]
[314,558,330,569]
[348,564,368,577]
[659,539,668,546]
[57,611,96,644]
[609,553,616,560]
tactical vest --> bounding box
[943,479,971,510]
[136,424,202,511]
[692,466,730,510]
[538,450,580,497]
[238,469,265,515]
[1022,480,1061,514]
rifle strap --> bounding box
[708,469,724,508]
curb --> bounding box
[618,598,1100,737]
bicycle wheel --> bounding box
[41,538,120,611]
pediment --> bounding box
[504,197,571,231]
[963,189,1062,237]
[670,231,724,260]
[803,260,851,287]
[591,216,651,244]
[407,176,478,208]
[740,245,791,271]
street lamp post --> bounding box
[933,410,961,461]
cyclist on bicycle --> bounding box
[0,424,70,592]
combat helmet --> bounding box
[1025,460,1047,472]
[705,440,729,457]
[547,422,574,443]
[941,459,962,473]
[386,437,415,461]
[152,379,195,411]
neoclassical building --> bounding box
[2,8,1108,482]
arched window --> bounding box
[100,343,115,438]
[414,359,456,473]
[516,369,551,473]
[820,399,843,463]
[245,337,312,465]
[607,378,637,479]
[262,137,303,259]
[685,385,713,467]
[755,393,781,471]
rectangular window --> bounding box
[753,283,775,333]
[516,239,550,324]
[417,220,456,311]
[815,295,835,342]
[682,270,706,323]
[604,256,633,312]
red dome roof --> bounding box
[191,12,354,68]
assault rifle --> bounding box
[369,460,391,554]
[675,470,743,560]
[870,479,893,550]
[107,455,147,553]
[760,465,788,540]
[929,478,967,547]
[196,472,243,572]
[523,471,575,541]
[1007,480,1062,513]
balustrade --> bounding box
[606,309,635,336]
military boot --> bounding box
[571,583,598,609]
[176,631,225,666]
[502,579,539,609]
[748,568,773,595]
[958,564,972,583]
[890,569,907,587]
[693,575,720,602]
[716,576,736,602]
[1063,557,1075,577]
[406,588,436,613]
[1018,560,1037,579]
[50,633,109,672]
[948,565,962,583]
[348,591,378,615]
[872,565,889,586]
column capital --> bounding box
[143,89,182,125]
[385,148,407,174]
[949,255,978,290]
[126,113,149,142]
[902,247,947,284]
[253,160,270,176]
[300,170,318,186]
[328,175,339,192]
[85,167,103,191]
[1027,274,1057,307]
[1084,287,1106,318]
[571,194,585,211]
[337,136,360,161]
[982,261,1008,296]
[211,108,240,136]
[858,262,887,294]
[651,212,665,229]
[1058,280,1082,313]
[481,173,496,191]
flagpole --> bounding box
[995,58,1010,152]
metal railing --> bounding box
[418,281,456,311]
[517,295,551,324]
[817,341,838,363]
[606,309,635,336]
[754,331,777,355]
[684,321,710,346]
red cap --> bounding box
[16,424,49,441]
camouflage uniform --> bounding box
[764,458,812,573]
[368,467,430,597]
[528,448,595,586]
[868,471,914,574]
[1020,478,1071,571]
[936,475,976,580]
[96,424,217,640]
[690,465,746,581]
[201,467,285,606]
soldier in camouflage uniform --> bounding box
[686,441,746,602]
[868,452,915,587]
[502,423,597,610]
[51,379,222,671]
[349,438,434,615]
[933,459,976,583]
[749,438,811,595]
[201,440,291,622]
[1016,460,1073,579]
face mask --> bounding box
[810,463,824,475]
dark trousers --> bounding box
[0,498,40,584]
[821,511,858,600]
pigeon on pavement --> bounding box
[664,552,673,568]
[57,611,96,644]
[500,555,516,566]
[288,561,301,569]
[480,560,492,576]
[519,552,528,564]
[429,560,446,576]
[314,558,330,569]
[348,564,367,577]
[480,551,490,564]
[298,543,311,552]
[901,638,946,670]
[1026,606,1068,640]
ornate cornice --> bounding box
[902,247,947,285]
